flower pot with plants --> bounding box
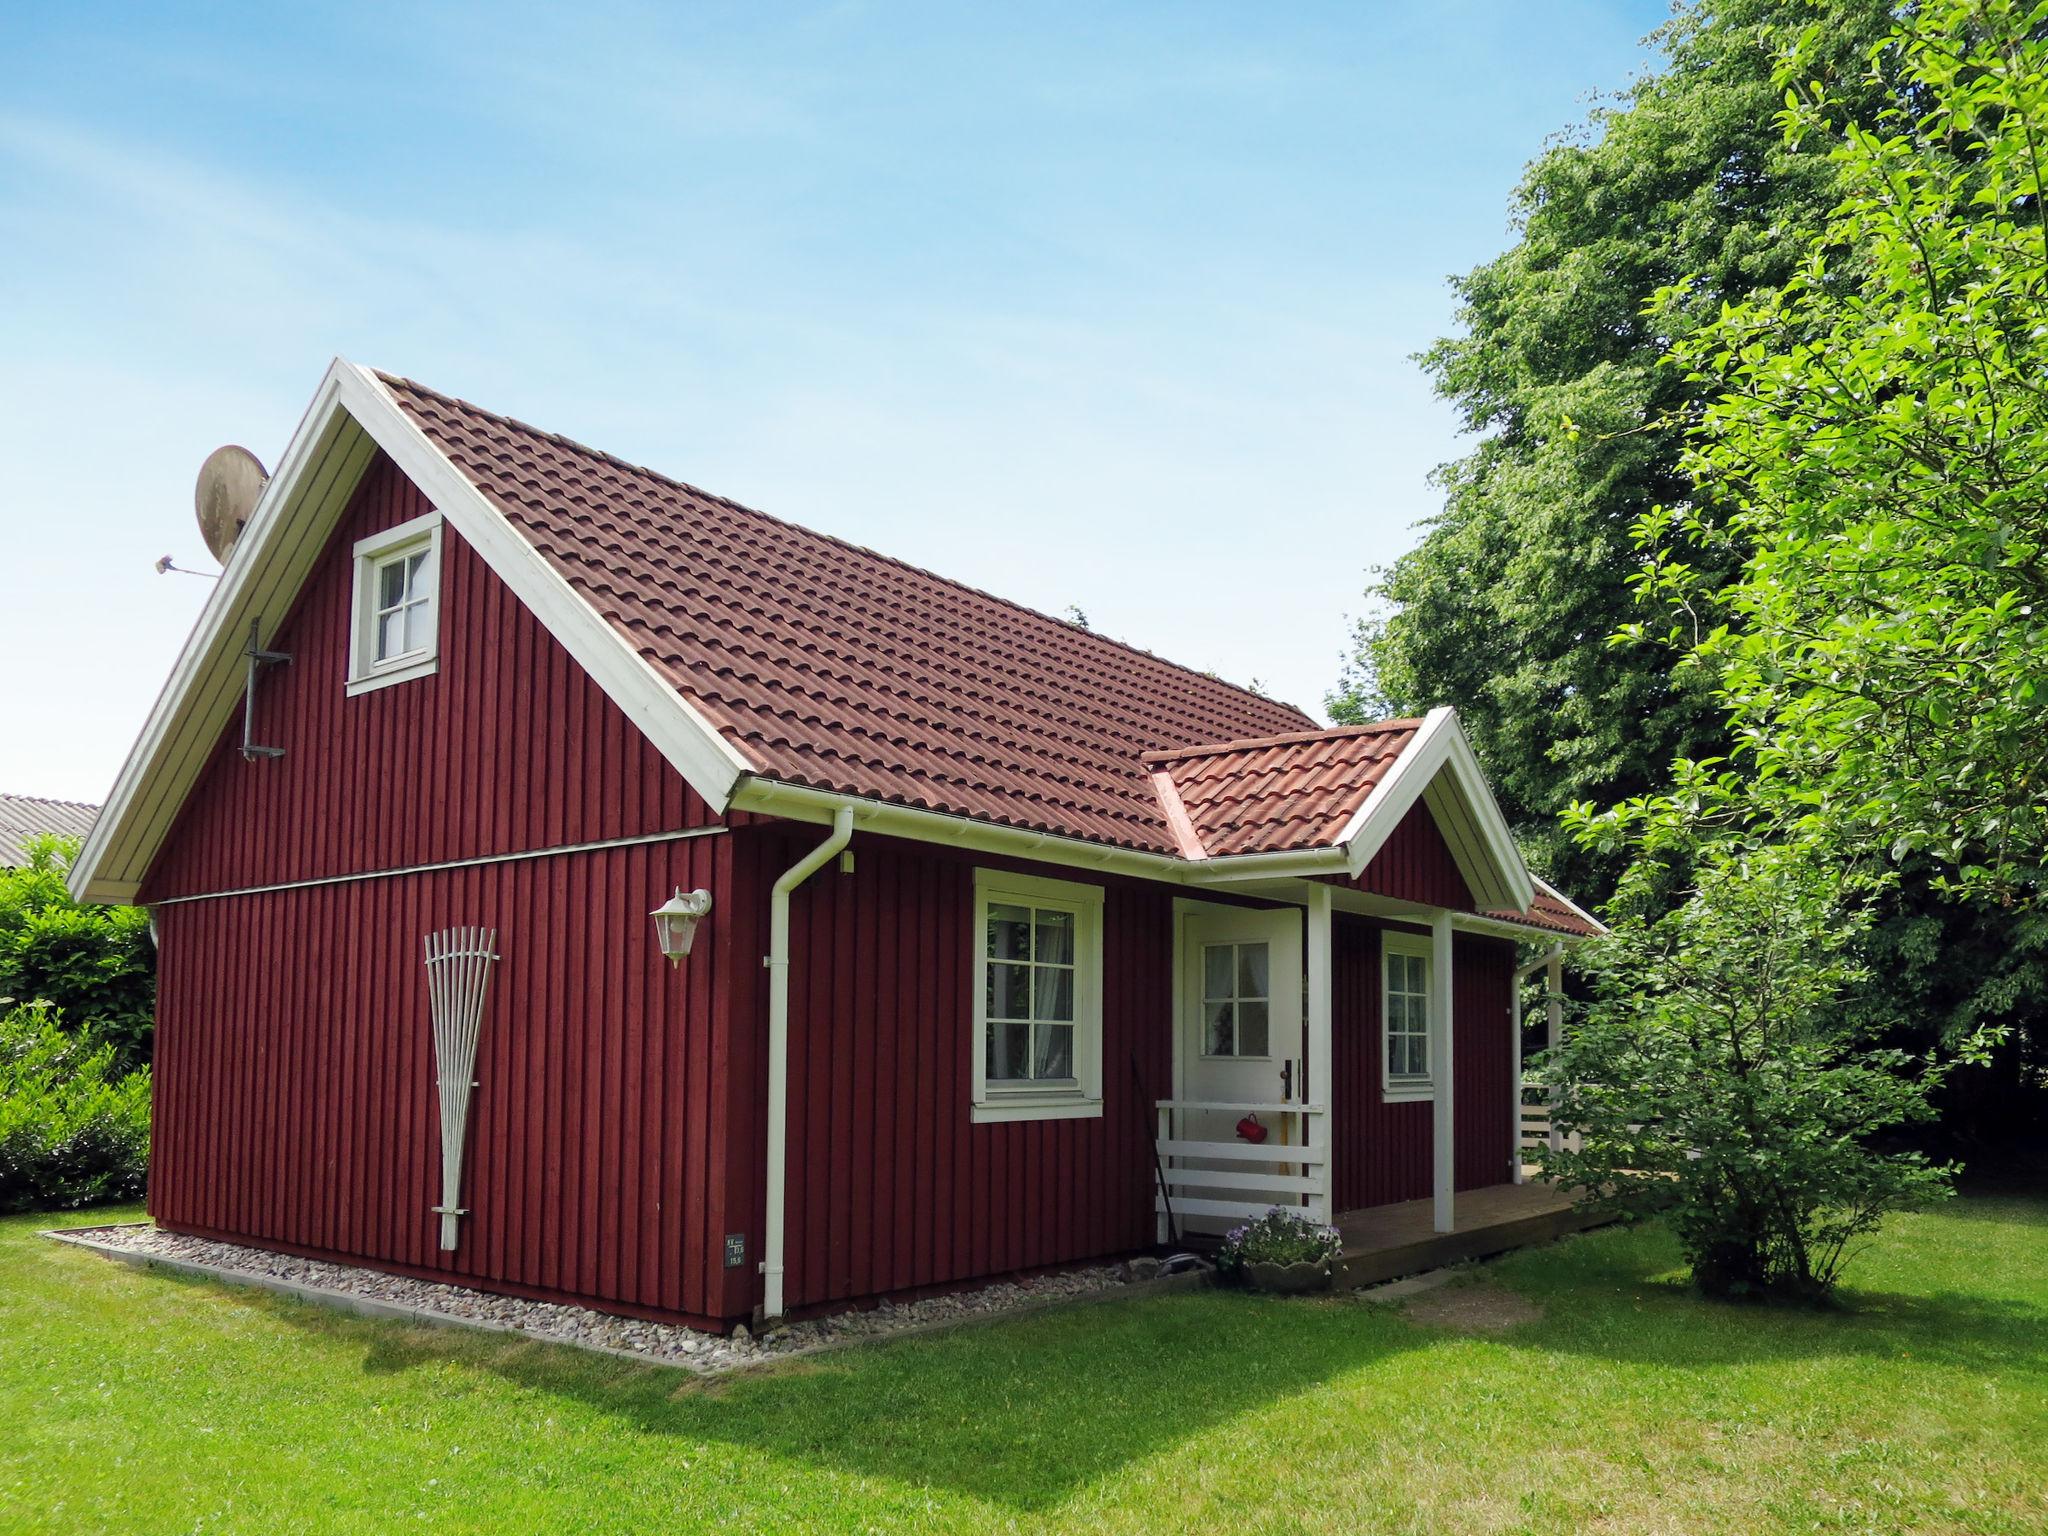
[1216,1208,1342,1294]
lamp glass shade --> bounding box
[650,887,712,965]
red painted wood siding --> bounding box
[143,452,716,904]
[149,833,753,1324]
[1350,801,1474,911]
[1329,915,1518,1210]
[734,826,1173,1312]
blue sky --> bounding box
[0,1,1668,803]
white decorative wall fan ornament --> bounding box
[423,926,499,1251]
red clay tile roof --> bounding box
[1144,721,1420,858]
[381,374,1315,853]
[1485,882,1604,939]
[0,793,98,867]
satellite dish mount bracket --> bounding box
[241,618,292,761]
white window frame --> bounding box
[1382,930,1435,1102]
[971,867,1104,1123]
[346,511,443,696]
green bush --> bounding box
[0,1001,151,1213]
[1540,830,1981,1301]
[0,835,155,1070]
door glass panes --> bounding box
[1201,940,1271,1057]
[1385,948,1430,1082]
[985,898,1078,1082]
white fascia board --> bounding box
[69,357,755,906]
[1182,846,1351,885]
[343,365,752,810]
[730,777,1196,885]
[1533,873,1609,936]
[70,361,374,904]
[1336,706,1535,913]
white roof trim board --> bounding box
[71,359,755,904]
[75,358,1544,926]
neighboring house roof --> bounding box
[1145,720,1420,859]
[71,358,1584,930]
[381,373,1313,854]
[0,793,97,868]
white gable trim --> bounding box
[1184,706,1533,911]
[1532,873,1609,936]
[1334,706,1533,911]
[346,364,752,802]
[70,358,753,905]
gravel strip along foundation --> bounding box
[44,1223,1206,1374]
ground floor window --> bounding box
[971,868,1104,1122]
[1382,931,1433,1101]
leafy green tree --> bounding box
[1332,0,1901,899]
[1538,821,1977,1301]
[1627,0,2048,913]
[0,836,155,1071]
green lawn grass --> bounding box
[4,1198,2044,1535]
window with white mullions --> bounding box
[1200,940,1270,1058]
[1382,936,1432,1095]
[372,547,434,664]
[971,868,1103,1123]
[984,900,1077,1081]
[348,511,442,696]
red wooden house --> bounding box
[74,359,1600,1330]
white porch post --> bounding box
[1431,910,1455,1234]
[1546,948,1565,1156]
[1305,885,1333,1221]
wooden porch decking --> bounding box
[1330,1177,1612,1288]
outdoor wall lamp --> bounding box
[651,887,713,965]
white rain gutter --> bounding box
[761,805,854,1321]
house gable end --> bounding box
[143,453,719,903]
[72,360,752,905]
[1350,798,1476,911]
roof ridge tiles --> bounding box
[1140,719,1420,767]
[378,370,1313,727]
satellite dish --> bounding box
[194,445,269,564]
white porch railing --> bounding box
[1519,1098,1581,1156]
[1153,1100,1330,1237]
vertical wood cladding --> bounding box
[1330,915,1517,1211]
[1350,803,1476,911]
[142,452,717,905]
[737,826,1174,1312]
[149,833,752,1325]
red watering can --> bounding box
[1235,1113,1268,1145]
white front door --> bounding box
[1174,904,1304,1228]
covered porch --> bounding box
[1155,884,1581,1269]
[1145,708,1600,1275]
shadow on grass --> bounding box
[1480,1206,2048,1377]
[110,1192,2048,1513]
[261,1286,1429,1511]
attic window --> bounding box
[347,512,442,696]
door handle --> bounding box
[1280,1059,1293,1100]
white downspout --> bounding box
[762,806,854,1322]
